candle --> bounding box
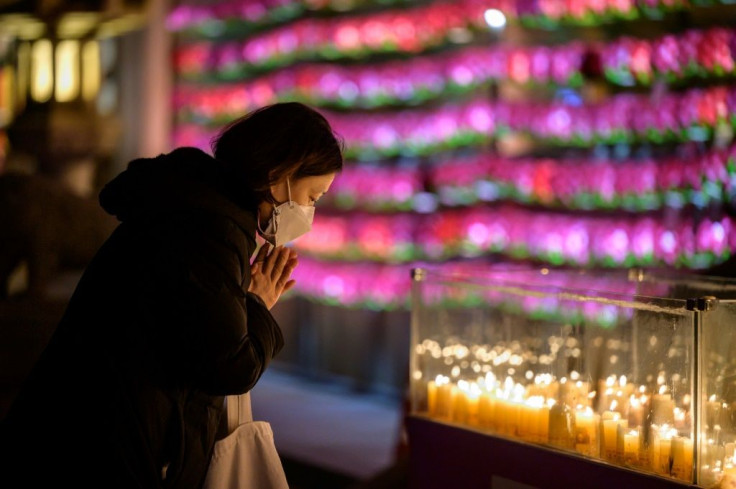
[601,411,622,461]
[538,401,551,444]
[597,375,617,411]
[649,425,676,476]
[651,388,675,426]
[722,462,736,489]
[519,396,544,442]
[435,376,455,419]
[518,401,532,441]
[616,420,630,462]
[427,376,440,415]
[627,395,645,430]
[495,397,511,436]
[478,391,495,429]
[574,406,599,457]
[673,407,689,432]
[671,436,694,482]
[658,437,672,476]
[623,429,640,466]
[549,401,576,450]
[706,394,721,430]
[453,380,480,425]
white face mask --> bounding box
[257,178,315,247]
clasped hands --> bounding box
[248,244,298,310]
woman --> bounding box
[0,102,343,488]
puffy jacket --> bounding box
[0,147,284,488]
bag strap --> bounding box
[225,391,253,433]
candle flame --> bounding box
[619,375,627,387]
[658,385,667,395]
[435,374,450,385]
[610,400,618,411]
[526,396,545,408]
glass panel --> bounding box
[410,267,696,484]
[701,299,736,488]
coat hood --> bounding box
[99,147,257,236]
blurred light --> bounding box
[468,222,490,246]
[322,275,345,297]
[0,14,46,40]
[55,40,80,102]
[97,13,147,39]
[413,192,438,213]
[30,39,53,102]
[16,42,30,110]
[82,41,100,101]
[557,88,583,107]
[57,12,99,39]
[0,66,14,126]
[484,9,506,29]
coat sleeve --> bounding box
[136,213,283,396]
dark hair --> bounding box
[211,102,344,205]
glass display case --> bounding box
[409,266,736,488]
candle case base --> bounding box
[406,416,696,489]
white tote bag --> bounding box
[203,392,290,489]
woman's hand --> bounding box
[248,244,298,310]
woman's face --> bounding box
[258,172,336,226]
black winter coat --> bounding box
[0,148,284,488]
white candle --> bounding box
[435,376,455,419]
[574,406,599,457]
[658,437,672,476]
[651,387,675,426]
[627,395,645,429]
[478,390,495,429]
[671,436,694,482]
[616,420,630,462]
[706,394,721,430]
[601,411,621,461]
[623,429,640,465]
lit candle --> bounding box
[548,401,576,450]
[435,376,455,419]
[651,387,675,426]
[658,437,672,476]
[518,400,533,441]
[523,396,545,443]
[673,407,689,432]
[601,409,623,461]
[574,406,599,457]
[453,380,480,425]
[649,425,676,476]
[597,375,617,411]
[478,390,495,429]
[538,400,551,444]
[671,436,694,482]
[627,395,645,429]
[706,394,721,430]
[623,429,640,466]
[722,459,736,489]
[616,420,630,462]
[427,375,440,416]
